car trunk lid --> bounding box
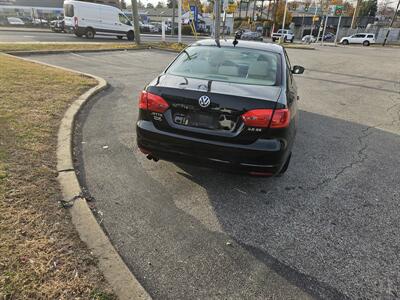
[146,74,282,144]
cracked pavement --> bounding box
[32,45,400,299]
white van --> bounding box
[63,0,135,40]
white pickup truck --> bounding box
[271,29,295,43]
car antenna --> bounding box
[233,37,238,47]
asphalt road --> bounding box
[0,29,201,43]
[32,46,400,299]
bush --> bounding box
[181,24,193,35]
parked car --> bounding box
[240,31,263,41]
[136,39,304,176]
[235,28,250,39]
[302,35,316,43]
[7,17,25,26]
[32,18,48,25]
[317,32,335,41]
[140,23,158,33]
[63,0,135,40]
[50,19,65,32]
[272,29,294,43]
[340,33,375,46]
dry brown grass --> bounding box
[0,42,140,52]
[0,54,115,300]
[0,42,186,53]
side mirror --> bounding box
[292,65,305,75]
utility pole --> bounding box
[272,0,279,33]
[279,0,288,43]
[172,0,175,36]
[178,0,182,42]
[131,0,141,43]
[252,0,257,23]
[266,0,271,20]
[312,0,318,35]
[383,0,400,46]
[321,14,328,45]
[316,15,323,41]
[215,0,221,42]
[261,0,264,19]
[334,14,342,45]
[351,0,361,29]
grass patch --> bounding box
[0,41,187,53]
[0,42,141,52]
[0,54,115,299]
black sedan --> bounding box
[136,40,304,176]
[240,31,263,41]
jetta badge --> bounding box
[198,95,210,108]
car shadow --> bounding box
[172,110,400,299]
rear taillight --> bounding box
[241,109,290,128]
[270,109,290,128]
[139,91,169,113]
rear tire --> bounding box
[342,39,349,45]
[277,153,291,176]
[127,30,134,41]
[117,35,123,40]
[290,37,294,43]
[363,40,370,46]
[85,28,95,39]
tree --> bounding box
[156,1,165,8]
[137,0,145,8]
[167,0,174,8]
[343,1,354,17]
[146,2,154,8]
[358,0,377,17]
[275,1,292,27]
[120,0,127,9]
[378,0,395,17]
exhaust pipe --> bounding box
[146,154,159,162]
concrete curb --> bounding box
[3,53,151,300]
[0,27,50,33]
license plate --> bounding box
[174,112,217,129]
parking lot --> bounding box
[32,45,400,299]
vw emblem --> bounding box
[198,95,210,108]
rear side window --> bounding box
[367,34,374,38]
[64,4,74,17]
[166,46,281,86]
[119,13,130,25]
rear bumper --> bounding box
[136,120,291,175]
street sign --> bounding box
[328,5,344,16]
[334,5,344,16]
[190,5,198,30]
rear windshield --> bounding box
[64,4,74,17]
[166,46,281,86]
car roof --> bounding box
[190,39,284,54]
